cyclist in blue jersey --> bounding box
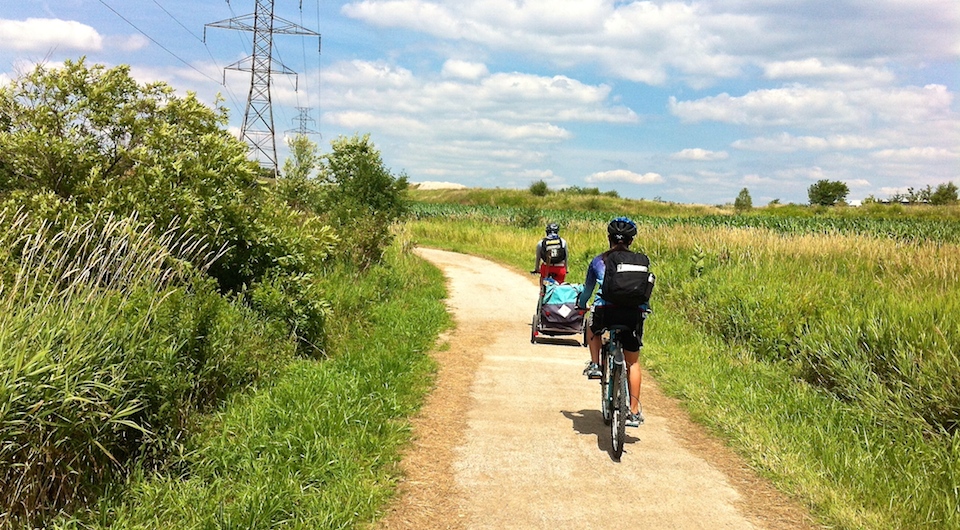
[577,217,648,427]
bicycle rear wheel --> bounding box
[610,358,627,460]
[600,354,611,426]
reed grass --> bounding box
[0,211,290,527]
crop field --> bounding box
[411,201,960,243]
[409,194,960,530]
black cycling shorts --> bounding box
[590,306,644,351]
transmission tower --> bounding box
[206,1,320,174]
[287,106,320,136]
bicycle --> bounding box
[599,324,632,459]
[596,309,650,460]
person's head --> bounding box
[607,217,637,247]
[545,222,560,237]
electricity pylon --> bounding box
[206,1,320,174]
[287,106,320,136]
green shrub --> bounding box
[320,134,407,270]
[529,180,549,196]
[0,59,336,294]
[513,207,541,229]
[247,271,330,357]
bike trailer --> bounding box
[532,282,587,344]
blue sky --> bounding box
[1,1,958,204]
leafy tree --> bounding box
[282,134,319,182]
[808,179,850,206]
[888,183,958,205]
[893,186,931,203]
[0,58,331,291]
[322,133,407,221]
[529,180,549,196]
[929,182,958,205]
[278,134,322,211]
[321,134,407,269]
[734,187,753,212]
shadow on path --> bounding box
[561,409,640,461]
[532,335,585,347]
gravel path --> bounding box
[377,248,817,530]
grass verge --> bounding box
[51,232,451,529]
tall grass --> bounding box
[50,226,451,529]
[409,212,960,529]
[0,211,292,527]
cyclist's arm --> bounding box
[577,256,601,308]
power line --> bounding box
[150,0,203,42]
[148,0,244,111]
[95,0,222,86]
[315,0,323,136]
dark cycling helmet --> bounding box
[545,222,560,236]
[607,216,637,244]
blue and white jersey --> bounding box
[577,254,608,308]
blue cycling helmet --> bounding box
[607,216,637,244]
[545,222,560,236]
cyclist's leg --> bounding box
[554,265,567,283]
[587,307,606,366]
[587,327,602,364]
[624,349,642,415]
[610,308,642,415]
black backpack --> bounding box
[543,237,566,265]
[601,250,654,306]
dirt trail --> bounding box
[377,248,817,530]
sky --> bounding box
[1,1,958,205]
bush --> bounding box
[321,134,408,270]
[0,59,290,292]
[529,180,549,196]
[247,270,330,357]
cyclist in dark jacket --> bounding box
[577,217,648,427]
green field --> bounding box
[408,188,960,530]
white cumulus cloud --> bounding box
[0,18,102,52]
[670,148,729,161]
[586,170,663,185]
[762,58,895,87]
[669,84,953,128]
[441,59,489,80]
[732,132,882,152]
